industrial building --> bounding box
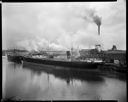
[79,45,126,65]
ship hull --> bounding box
[22,57,102,69]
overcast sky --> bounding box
[2,0,126,51]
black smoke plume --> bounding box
[93,15,102,35]
[82,9,102,35]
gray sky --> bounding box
[2,0,126,51]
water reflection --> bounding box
[23,62,105,84]
[3,57,126,101]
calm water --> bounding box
[2,56,126,101]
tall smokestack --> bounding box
[98,25,100,35]
[93,15,102,35]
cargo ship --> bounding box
[7,48,104,69]
[22,55,103,69]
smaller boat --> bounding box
[7,54,22,63]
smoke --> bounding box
[82,8,102,35]
[16,29,101,51]
[17,37,68,51]
[93,15,102,26]
[4,2,126,51]
[93,15,102,35]
[16,8,103,52]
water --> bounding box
[2,56,126,101]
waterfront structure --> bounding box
[79,45,126,65]
[103,50,126,64]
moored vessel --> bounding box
[22,56,103,69]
